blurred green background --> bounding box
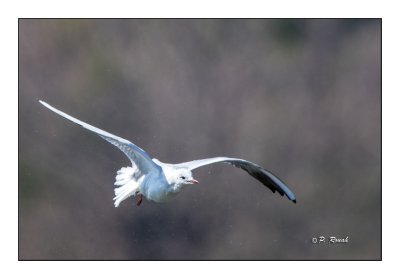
[19,19,381,260]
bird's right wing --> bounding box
[176,157,296,203]
[39,100,159,175]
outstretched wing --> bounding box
[176,157,296,203]
[39,100,159,175]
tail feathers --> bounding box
[115,167,136,186]
[113,166,142,207]
[114,180,139,207]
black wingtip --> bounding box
[292,199,297,204]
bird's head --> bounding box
[174,168,199,186]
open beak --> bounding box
[190,179,199,184]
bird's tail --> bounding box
[113,166,142,207]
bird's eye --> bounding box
[180,176,186,180]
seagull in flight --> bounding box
[39,100,296,207]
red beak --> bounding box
[190,179,199,184]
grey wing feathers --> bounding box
[228,159,296,203]
[39,100,157,174]
[177,157,296,203]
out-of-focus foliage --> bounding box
[19,19,381,260]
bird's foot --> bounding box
[136,194,143,206]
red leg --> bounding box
[136,194,143,206]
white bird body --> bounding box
[114,160,187,206]
[39,100,296,207]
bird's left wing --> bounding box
[39,100,159,174]
[176,157,296,203]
